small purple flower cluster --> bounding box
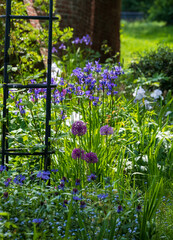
[37,171,50,180]
[32,218,44,224]
[0,165,6,172]
[13,174,26,185]
[72,148,86,160]
[100,125,114,135]
[71,121,87,136]
[58,177,68,190]
[72,34,92,46]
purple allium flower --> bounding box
[63,200,68,207]
[136,205,142,212]
[117,205,123,213]
[3,192,8,198]
[87,173,97,181]
[71,121,87,136]
[13,175,26,185]
[73,196,81,201]
[85,152,98,163]
[100,125,114,135]
[75,179,80,186]
[58,182,65,190]
[72,148,86,160]
[72,188,78,194]
[37,171,50,180]
[97,193,108,200]
[80,201,86,208]
[0,165,6,172]
[32,218,44,224]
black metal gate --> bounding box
[0,0,57,170]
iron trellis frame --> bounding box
[0,0,57,170]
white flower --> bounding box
[66,112,81,126]
[133,86,146,101]
[144,100,152,110]
[150,89,163,99]
[51,63,62,83]
[165,111,172,117]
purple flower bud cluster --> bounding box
[13,174,26,185]
[85,152,98,163]
[72,148,86,160]
[72,34,92,46]
[37,171,50,180]
[100,125,114,135]
[0,165,6,172]
[58,177,68,190]
[32,218,44,224]
[71,121,87,136]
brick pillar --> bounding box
[91,0,122,61]
[55,0,121,61]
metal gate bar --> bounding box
[0,0,57,170]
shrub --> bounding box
[130,45,173,92]
[148,0,173,25]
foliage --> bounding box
[122,0,154,14]
[148,0,173,25]
[0,0,73,83]
[120,20,173,67]
[130,45,173,92]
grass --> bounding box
[121,20,173,67]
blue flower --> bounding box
[73,196,81,201]
[87,174,97,181]
[97,193,108,200]
[37,171,50,180]
[13,175,26,185]
[0,165,6,172]
[32,218,44,224]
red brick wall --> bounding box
[25,0,121,60]
[55,0,93,38]
[55,0,121,60]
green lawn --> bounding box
[121,20,173,67]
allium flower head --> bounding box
[71,121,87,136]
[72,148,86,160]
[85,152,98,163]
[100,125,114,135]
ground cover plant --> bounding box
[0,2,173,239]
